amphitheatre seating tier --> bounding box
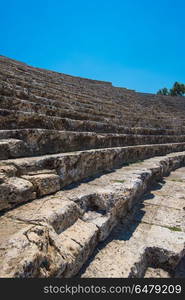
[1,142,185,211]
[80,165,185,278]
[0,151,185,277]
[1,95,185,128]
[1,109,185,137]
[1,56,185,131]
[1,56,185,278]
[1,129,185,159]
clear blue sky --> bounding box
[0,0,185,93]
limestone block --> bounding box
[0,220,66,278]
[57,219,99,277]
[6,196,83,234]
[22,173,61,197]
[0,138,27,159]
[0,177,36,208]
[83,211,117,241]
[0,164,17,177]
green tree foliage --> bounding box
[157,87,169,95]
[157,82,185,96]
[170,82,185,96]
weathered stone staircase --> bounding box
[0,55,185,278]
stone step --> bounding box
[0,151,185,277]
[0,176,36,211]
[2,77,184,122]
[0,168,61,211]
[1,56,185,114]
[0,108,113,131]
[0,84,133,115]
[0,85,115,116]
[2,95,185,129]
[5,193,83,234]
[0,75,102,110]
[1,109,185,134]
[22,172,61,197]
[0,127,183,139]
[0,129,185,159]
[56,219,99,277]
[79,166,185,278]
[0,138,28,159]
[1,72,185,122]
[1,70,184,113]
[0,78,112,103]
[1,142,185,176]
[0,72,117,108]
[1,142,185,211]
[7,92,181,126]
[0,93,119,118]
[1,83,185,127]
[4,89,185,125]
[1,87,184,123]
[0,96,117,123]
[0,62,112,91]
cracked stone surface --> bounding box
[0,176,36,210]
[0,153,185,277]
[22,173,61,197]
[78,167,185,278]
[1,143,185,211]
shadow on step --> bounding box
[149,179,166,191]
[63,168,119,190]
[143,247,185,278]
[132,247,185,278]
[76,179,166,277]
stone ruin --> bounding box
[0,55,185,278]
